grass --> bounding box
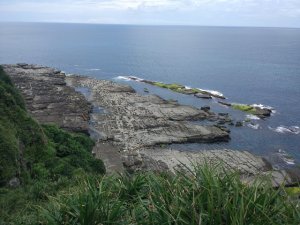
[232,103,257,114]
[39,165,300,225]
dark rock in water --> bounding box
[218,101,232,107]
[214,125,230,133]
[195,93,212,99]
[8,177,20,188]
[218,112,229,116]
[253,107,272,118]
[235,121,243,127]
[217,120,226,125]
[201,106,210,111]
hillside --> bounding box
[0,66,105,224]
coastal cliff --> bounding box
[1,64,299,225]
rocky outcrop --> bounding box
[120,76,226,99]
[3,64,296,186]
[218,101,272,118]
[66,76,230,151]
[2,64,91,133]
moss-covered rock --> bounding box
[232,104,256,113]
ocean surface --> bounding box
[1,22,300,167]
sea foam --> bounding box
[268,125,300,135]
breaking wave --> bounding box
[251,103,276,114]
[86,68,101,71]
[246,114,260,120]
[247,123,260,130]
[276,149,295,165]
[197,88,224,98]
[268,125,300,135]
[115,75,132,81]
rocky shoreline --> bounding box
[3,64,298,186]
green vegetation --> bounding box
[0,66,105,224]
[39,166,300,225]
[232,103,257,113]
[151,81,223,98]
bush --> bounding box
[40,166,300,225]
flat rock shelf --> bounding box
[3,64,298,186]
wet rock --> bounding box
[67,75,230,151]
[218,101,232,107]
[253,107,272,118]
[194,93,212,99]
[235,121,243,127]
[201,106,211,111]
[218,112,229,116]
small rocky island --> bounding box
[2,64,297,186]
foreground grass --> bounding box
[40,166,300,225]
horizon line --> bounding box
[1,20,300,30]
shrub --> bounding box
[40,166,300,225]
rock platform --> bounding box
[3,64,297,186]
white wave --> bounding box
[246,114,260,120]
[86,68,101,71]
[247,123,260,130]
[276,149,295,165]
[197,88,224,98]
[251,104,273,110]
[128,76,144,82]
[114,76,132,81]
[268,125,300,135]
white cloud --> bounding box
[0,0,300,26]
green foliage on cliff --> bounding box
[0,66,47,185]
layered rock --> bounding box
[2,64,91,133]
[66,76,230,152]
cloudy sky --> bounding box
[0,0,300,27]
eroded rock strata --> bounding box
[2,64,91,133]
[3,64,295,186]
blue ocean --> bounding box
[1,22,300,166]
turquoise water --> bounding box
[1,22,300,166]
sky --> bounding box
[0,0,300,28]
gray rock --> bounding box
[194,93,212,99]
[8,177,20,188]
[2,64,91,133]
[235,121,243,127]
[201,106,210,111]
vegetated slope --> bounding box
[0,66,105,224]
[41,166,300,225]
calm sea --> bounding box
[1,22,300,166]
